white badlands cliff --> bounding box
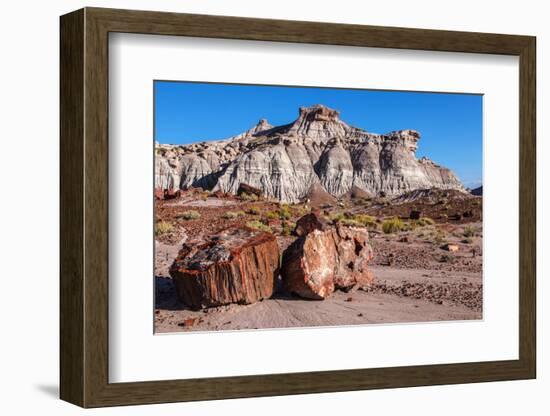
[155,104,465,203]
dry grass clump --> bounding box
[246,220,271,233]
[222,211,245,220]
[177,210,200,220]
[155,221,173,236]
[279,204,292,220]
[382,217,404,234]
[265,211,279,220]
[463,226,476,238]
[240,192,259,201]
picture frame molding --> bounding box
[60,7,536,408]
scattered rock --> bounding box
[441,243,459,252]
[154,188,165,200]
[348,185,373,200]
[170,227,279,309]
[164,188,181,200]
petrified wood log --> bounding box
[332,224,374,291]
[281,229,337,300]
[169,227,279,309]
[281,221,374,300]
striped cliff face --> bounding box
[155,105,465,203]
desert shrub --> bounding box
[433,230,447,245]
[382,217,404,234]
[293,205,310,217]
[439,253,455,263]
[279,204,293,220]
[155,221,173,236]
[246,220,271,233]
[341,218,364,227]
[177,210,200,220]
[462,237,473,244]
[281,221,296,236]
[246,206,261,215]
[222,211,245,220]
[418,217,435,226]
[463,226,476,237]
[353,214,377,228]
[265,211,279,220]
[330,212,346,222]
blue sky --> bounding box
[154,81,482,188]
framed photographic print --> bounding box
[60,7,536,408]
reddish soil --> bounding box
[154,189,483,333]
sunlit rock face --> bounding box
[155,105,465,202]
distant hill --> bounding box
[470,186,483,196]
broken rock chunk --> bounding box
[281,218,375,300]
[170,227,279,309]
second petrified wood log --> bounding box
[281,219,374,300]
[169,227,279,309]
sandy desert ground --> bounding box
[154,189,482,333]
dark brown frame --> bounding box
[60,7,536,408]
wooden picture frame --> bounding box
[60,7,536,408]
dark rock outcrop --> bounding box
[169,227,279,309]
[294,211,329,237]
[471,186,483,196]
[237,183,263,197]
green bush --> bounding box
[265,211,279,220]
[177,210,200,220]
[281,221,295,236]
[155,221,173,236]
[279,204,292,220]
[246,220,271,233]
[382,217,404,234]
[353,214,377,228]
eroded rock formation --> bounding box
[169,227,279,309]
[156,104,465,202]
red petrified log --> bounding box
[169,227,279,309]
[332,224,374,291]
[282,218,374,299]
